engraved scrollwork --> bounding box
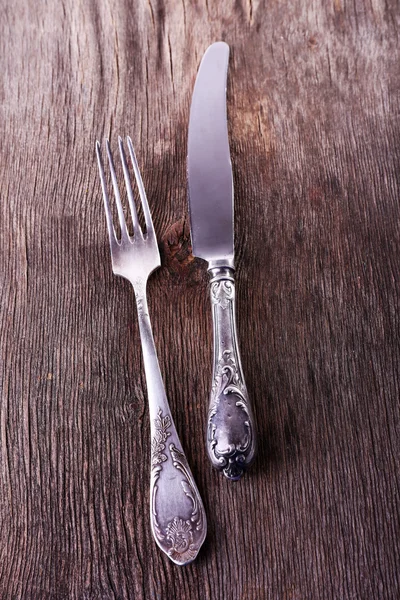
[210,279,234,309]
[208,350,254,480]
[165,518,196,562]
[170,444,204,532]
[150,409,205,563]
[151,408,172,541]
[207,267,256,480]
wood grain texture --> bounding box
[0,0,399,598]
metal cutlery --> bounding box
[96,137,206,565]
[187,42,257,480]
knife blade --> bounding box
[187,42,257,480]
[188,42,233,265]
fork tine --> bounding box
[118,136,140,234]
[126,136,154,233]
[106,139,129,239]
[96,141,116,244]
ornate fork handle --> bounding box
[135,284,206,565]
[206,267,257,480]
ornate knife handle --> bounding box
[207,266,257,480]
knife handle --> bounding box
[206,266,256,480]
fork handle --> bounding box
[135,286,207,565]
[206,267,257,480]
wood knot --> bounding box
[160,217,193,271]
[160,217,208,286]
[160,217,206,285]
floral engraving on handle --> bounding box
[165,518,194,560]
[210,279,234,309]
[151,408,171,467]
[151,409,204,563]
[208,350,253,480]
[151,408,172,541]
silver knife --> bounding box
[187,42,257,480]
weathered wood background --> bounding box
[0,0,399,598]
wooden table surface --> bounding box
[1,1,399,599]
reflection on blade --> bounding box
[187,42,234,265]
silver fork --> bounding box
[96,137,207,566]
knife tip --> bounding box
[214,40,229,47]
[206,41,230,55]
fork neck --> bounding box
[133,282,150,321]
[133,283,166,409]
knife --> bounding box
[187,42,257,480]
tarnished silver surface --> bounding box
[207,267,256,480]
[96,137,206,565]
[188,42,257,480]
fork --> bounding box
[96,137,207,565]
